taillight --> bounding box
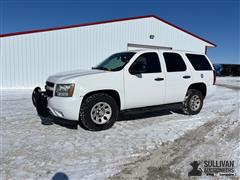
[213,70,216,85]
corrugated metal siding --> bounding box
[1,17,208,88]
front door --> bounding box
[124,52,165,109]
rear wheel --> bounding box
[79,93,119,131]
[182,89,203,115]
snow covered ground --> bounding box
[0,77,239,180]
[216,76,240,90]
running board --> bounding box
[121,102,183,115]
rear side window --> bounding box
[186,54,212,71]
[131,52,161,73]
[163,52,186,72]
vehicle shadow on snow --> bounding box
[38,108,184,130]
[39,115,79,130]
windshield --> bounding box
[93,52,136,71]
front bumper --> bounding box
[32,87,82,121]
[47,95,82,121]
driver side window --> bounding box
[130,52,161,73]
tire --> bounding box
[79,93,119,131]
[182,89,203,115]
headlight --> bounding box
[55,83,75,97]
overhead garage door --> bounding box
[127,43,172,51]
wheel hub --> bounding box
[190,95,201,111]
[90,102,112,125]
[96,108,105,117]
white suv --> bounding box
[32,49,216,131]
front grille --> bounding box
[45,81,55,97]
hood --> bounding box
[47,69,106,83]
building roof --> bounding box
[0,15,216,47]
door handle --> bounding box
[183,75,191,79]
[154,77,164,81]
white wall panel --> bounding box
[1,17,210,88]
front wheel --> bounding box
[182,89,203,115]
[79,93,119,131]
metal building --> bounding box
[0,15,216,88]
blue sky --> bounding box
[1,0,239,64]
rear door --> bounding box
[124,52,165,109]
[185,54,214,86]
[161,52,192,103]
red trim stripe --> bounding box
[152,15,216,47]
[0,15,216,46]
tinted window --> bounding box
[186,54,212,71]
[163,53,186,72]
[93,52,135,71]
[131,53,161,73]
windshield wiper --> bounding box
[92,67,109,71]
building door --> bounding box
[127,43,172,51]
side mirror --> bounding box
[130,61,147,74]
